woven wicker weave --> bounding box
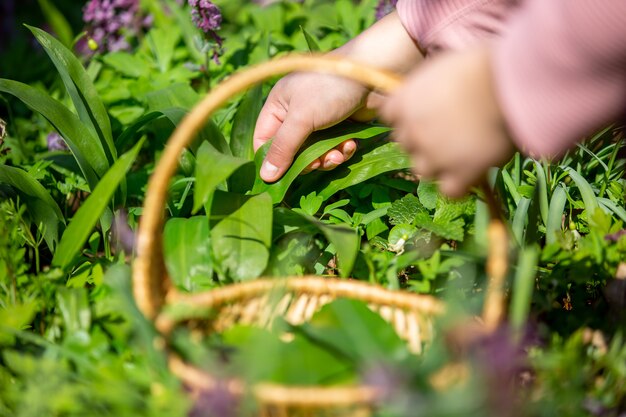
[132,55,508,416]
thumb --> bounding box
[260,114,312,182]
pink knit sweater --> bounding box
[397,0,626,157]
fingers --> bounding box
[253,93,285,153]
[260,113,313,182]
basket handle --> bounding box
[132,54,508,329]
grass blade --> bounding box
[27,26,115,162]
[52,139,145,269]
[564,166,599,219]
[598,197,626,223]
[0,79,106,189]
[546,185,567,245]
[510,244,539,337]
[511,197,531,245]
[533,160,549,227]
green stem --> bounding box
[599,135,622,198]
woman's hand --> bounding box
[382,46,516,197]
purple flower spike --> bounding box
[189,0,222,33]
[47,132,69,151]
[81,0,152,54]
[111,210,135,254]
[375,0,398,20]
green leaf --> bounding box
[0,165,65,249]
[0,79,105,189]
[230,85,263,160]
[36,1,73,48]
[146,27,180,73]
[388,224,417,249]
[102,52,151,78]
[512,197,531,245]
[533,161,549,227]
[163,217,213,291]
[509,245,539,336]
[229,85,264,192]
[0,303,37,346]
[317,141,411,201]
[28,26,115,163]
[598,197,626,223]
[388,194,425,225]
[417,180,438,211]
[298,192,324,216]
[300,26,321,52]
[564,166,599,220]
[193,142,252,213]
[145,84,200,112]
[52,139,145,269]
[211,192,273,281]
[546,185,567,245]
[273,208,359,277]
[414,206,465,242]
[252,123,389,203]
[295,298,411,363]
[56,287,91,336]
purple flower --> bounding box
[81,0,152,54]
[375,0,398,20]
[47,132,69,151]
[188,0,224,63]
[188,383,239,417]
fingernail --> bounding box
[260,160,279,180]
[324,160,338,169]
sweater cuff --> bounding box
[492,0,626,158]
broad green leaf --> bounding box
[146,84,200,111]
[0,303,37,346]
[211,192,273,281]
[0,165,65,249]
[564,167,599,219]
[163,217,213,291]
[102,52,151,78]
[417,180,438,211]
[273,208,359,277]
[155,107,230,155]
[317,141,411,201]
[28,26,115,162]
[229,85,264,192]
[36,1,73,47]
[0,79,105,189]
[146,27,180,73]
[414,210,464,242]
[388,194,425,225]
[53,139,145,269]
[388,224,417,248]
[546,185,567,245]
[252,123,389,203]
[230,85,263,160]
[296,298,411,363]
[193,142,252,213]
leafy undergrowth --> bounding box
[1,0,626,416]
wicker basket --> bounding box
[132,55,508,416]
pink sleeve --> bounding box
[493,0,626,157]
[396,0,520,54]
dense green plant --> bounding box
[1,0,625,416]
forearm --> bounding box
[331,10,423,74]
[493,0,626,157]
